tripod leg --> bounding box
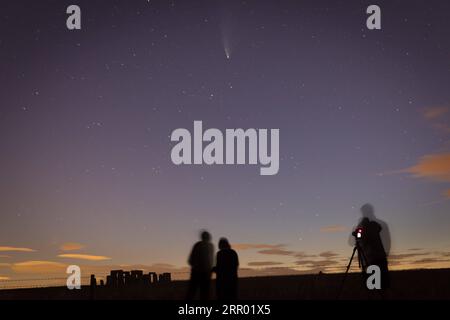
[337,246,357,299]
[357,244,368,272]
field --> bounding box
[0,268,449,300]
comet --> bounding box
[221,28,232,59]
[218,0,236,60]
[224,40,231,59]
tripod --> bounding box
[337,241,367,299]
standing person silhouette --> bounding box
[186,230,214,300]
[352,204,390,290]
[214,238,239,300]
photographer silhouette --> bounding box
[339,204,391,298]
[352,204,390,289]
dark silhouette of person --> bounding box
[186,230,214,300]
[351,203,390,290]
[213,238,239,300]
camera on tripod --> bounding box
[339,226,368,297]
[352,227,363,240]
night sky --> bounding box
[1,0,450,283]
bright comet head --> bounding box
[224,44,231,60]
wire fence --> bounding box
[0,271,192,290]
[0,265,354,290]
[0,276,90,290]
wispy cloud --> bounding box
[320,225,347,233]
[0,246,36,252]
[11,261,66,274]
[433,123,450,134]
[406,106,450,197]
[60,242,85,251]
[235,243,341,273]
[399,152,450,198]
[423,106,449,120]
[294,252,317,259]
[404,153,450,182]
[239,267,305,277]
[444,189,450,199]
[389,252,429,261]
[232,243,284,250]
[414,257,450,264]
[233,243,313,259]
[248,261,284,267]
[423,106,450,133]
[387,250,450,269]
[233,243,301,257]
[319,251,340,258]
[258,248,294,256]
[58,254,111,261]
[294,259,338,270]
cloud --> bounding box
[234,243,321,262]
[320,225,347,233]
[388,252,429,261]
[239,266,305,277]
[413,257,450,264]
[233,243,312,258]
[294,252,317,259]
[444,189,450,198]
[11,261,66,274]
[224,243,341,273]
[433,123,450,134]
[232,243,284,250]
[233,244,341,273]
[293,251,342,273]
[423,107,449,120]
[60,242,85,251]
[0,255,10,258]
[58,254,111,261]
[248,261,284,267]
[400,104,450,197]
[295,259,338,269]
[386,251,450,269]
[404,153,450,182]
[319,251,340,258]
[400,153,450,198]
[422,106,450,134]
[403,106,450,197]
[390,106,450,185]
[0,246,36,252]
[258,248,294,256]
